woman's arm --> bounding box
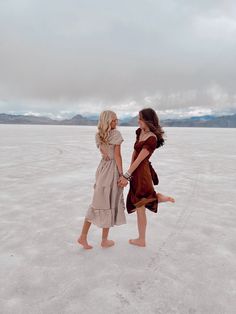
[130,150,136,166]
[127,136,157,175]
[118,148,149,187]
[128,148,149,174]
[114,144,123,175]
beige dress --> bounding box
[85,129,127,228]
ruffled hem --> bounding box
[134,197,157,208]
[127,193,159,214]
[85,205,126,228]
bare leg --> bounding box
[157,192,175,203]
[77,219,93,249]
[129,205,146,247]
[101,228,115,248]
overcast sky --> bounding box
[0,0,236,119]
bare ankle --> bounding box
[80,234,87,240]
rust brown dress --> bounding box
[126,128,159,214]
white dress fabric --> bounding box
[85,128,127,228]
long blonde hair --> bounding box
[96,110,116,145]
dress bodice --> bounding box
[133,128,159,185]
[133,128,157,159]
[95,129,124,160]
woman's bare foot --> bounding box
[157,193,175,203]
[101,239,115,248]
[77,236,93,249]
[129,238,146,247]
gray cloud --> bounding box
[0,0,236,118]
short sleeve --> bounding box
[109,129,124,145]
[142,136,157,153]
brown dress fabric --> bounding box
[126,128,159,214]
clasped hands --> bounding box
[118,175,128,188]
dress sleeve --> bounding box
[142,136,157,153]
[109,129,124,145]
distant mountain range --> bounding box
[162,114,236,128]
[0,112,236,128]
[0,113,96,125]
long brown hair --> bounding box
[139,108,165,148]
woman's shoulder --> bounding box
[142,135,157,152]
[109,128,122,139]
[135,128,157,141]
[110,128,121,135]
[108,128,124,145]
[146,132,157,141]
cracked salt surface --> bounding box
[0,124,235,314]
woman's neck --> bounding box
[142,127,150,133]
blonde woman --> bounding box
[77,110,126,249]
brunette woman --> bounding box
[118,108,175,247]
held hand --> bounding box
[117,176,128,188]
